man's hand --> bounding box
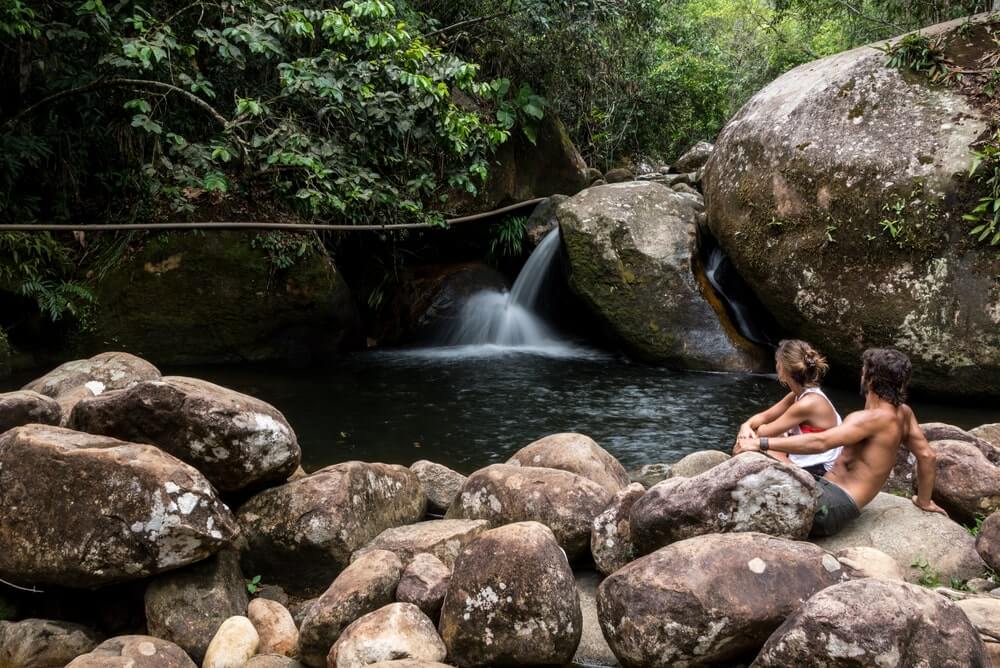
[734,424,756,455]
[912,496,947,515]
[735,434,760,455]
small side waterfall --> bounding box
[444,228,566,350]
[704,245,771,345]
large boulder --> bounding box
[558,181,766,371]
[672,141,714,173]
[0,390,61,433]
[409,460,466,513]
[669,449,730,478]
[66,635,196,668]
[69,376,301,494]
[238,462,426,593]
[597,532,849,667]
[203,616,259,668]
[975,511,1000,572]
[87,232,360,365]
[591,482,646,576]
[923,422,1000,463]
[297,550,404,667]
[0,618,101,668]
[629,453,816,554]
[814,492,985,583]
[400,263,509,344]
[0,425,237,588]
[143,550,249,662]
[833,546,906,581]
[957,597,1000,667]
[753,578,988,667]
[930,440,1000,521]
[704,14,1000,398]
[507,432,630,493]
[327,603,446,668]
[22,352,160,420]
[248,598,299,658]
[972,424,1000,450]
[395,553,450,620]
[445,464,611,560]
[439,522,581,666]
[352,519,490,569]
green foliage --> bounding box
[251,232,317,270]
[911,557,941,588]
[966,132,1000,248]
[487,216,528,263]
[246,574,263,595]
[968,513,987,536]
[880,32,949,80]
[0,233,95,323]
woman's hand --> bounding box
[734,426,756,455]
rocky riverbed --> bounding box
[1,351,999,667]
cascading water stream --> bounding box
[704,245,771,346]
[444,227,569,351]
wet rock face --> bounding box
[0,618,101,668]
[0,390,62,433]
[21,352,161,420]
[297,550,404,668]
[439,522,582,667]
[814,492,985,583]
[930,440,1000,521]
[591,482,646,576]
[558,181,767,372]
[507,432,631,493]
[597,532,849,667]
[66,635,197,668]
[703,15,1000,399]
[327,603,446,668]
[445,463,611,560]
[69,376,301,494]
[630,453,816,554]
[144,550,249,663]
[754,578,988,667]
[0,425,237,588]
[237,461,426,594]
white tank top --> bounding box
[788,387,843,470]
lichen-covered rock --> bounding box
[144,550,248,662]
[66,635,196,668]
[22,352,160,420]
[440,522,581,667]
[395,553,450,620]
[69,376,301,494]
[327,603,446,668]
[833,546,906,580]
[628,463,671,488]
[558,181,766,371]
[630,453,816,554]
[814,492,985,583]
[0,618,101,668]
[238,462,425,593]
[507,432,630,493]
[976,512,1000,572]
[0,425,237,588]
[669,449,730,478]
[0,390,61,433]
[203,616,259,668]
[297,550,404,668]
[673,141,714,173]
[445,464,611,560]
[248,598,299,658]
[352,520,489,569]
[704,15,1000,399]
[597,532,848,667]
[409,461,466,513]
[972,424,1000,451]
[86,232,360,365]
[591,482,645,576]
[753,578,988,667]
[930,440,1000,521]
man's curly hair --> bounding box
[861,348,912,406]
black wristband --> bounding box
[760,437,769,452]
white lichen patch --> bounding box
[84,380,105,396]
[821,554,842,573]
[747,558,767,574]
[729,465,813,533]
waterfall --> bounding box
[444,228,566,349]
[703,245,771,345]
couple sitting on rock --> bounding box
[734,339,945,537]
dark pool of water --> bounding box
[6,346,997,474]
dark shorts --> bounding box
[810,478,861,537]
[800,463,828,480]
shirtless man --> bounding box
[735,348,945,537]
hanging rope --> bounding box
[0,198,549,232]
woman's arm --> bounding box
[741,393,795,433]
[756,394,828,438]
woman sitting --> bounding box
[737,339,842,477]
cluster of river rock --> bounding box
[1,351,1000,667]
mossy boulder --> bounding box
[88,232,360,365]
[559,181,767,371]
[703,14,1000,397]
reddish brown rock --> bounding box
[352,519,489,569]
[66,635,196,667]
[238,462,425,594]
[931,440,1000,522]
[597,532,848,667]
[445,464,611,560]
[923,422,1000,464]
[0,618,101,668]
[0,425,237,588]
[248,598,299,658]
[507,433,630,493]
[754,579,988,667]
[0,390,61,433]
[395,553,450,620]
[327,603,446,668]
[976,512,1000,572]
[591,482,645,575]
[69,376,300,494]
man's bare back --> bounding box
[824,403,911,508]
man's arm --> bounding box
[904,407,946,514]
[738,411,873,455]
